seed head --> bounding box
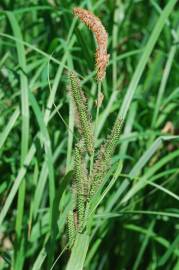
[73,7,109,81]
[69,71,94,155]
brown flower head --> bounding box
[73,7,109,81]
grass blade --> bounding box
[66,233,89,270]
[0,107,20,150]
[119,0,178,120]
[0,144,36,226]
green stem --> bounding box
[89,81,101,177]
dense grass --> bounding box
[0,0,179,269]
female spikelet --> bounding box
[69,71,94,155]
[90,117,123,196]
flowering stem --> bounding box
[89,81,101,177]
[95,81,102,140]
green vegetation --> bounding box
[0,0,179,269]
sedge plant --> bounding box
[66,7,123,252]
[1,1,179,269]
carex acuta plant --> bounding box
[67,7,123,248]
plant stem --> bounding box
[89,81,101,177]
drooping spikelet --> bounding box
[74,144,89,229]
[90,117,123,196]
[69,71,94,155]
[73,7,109,81]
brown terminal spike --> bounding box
[73,7,110,81]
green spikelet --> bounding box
[69,71,94,155]
[103,117,123,161]
[74,144,89,229]
[90,117,123,196]
[67,210,76,247]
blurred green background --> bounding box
[0,0,179,269]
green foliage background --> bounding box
[0,0,179,269]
